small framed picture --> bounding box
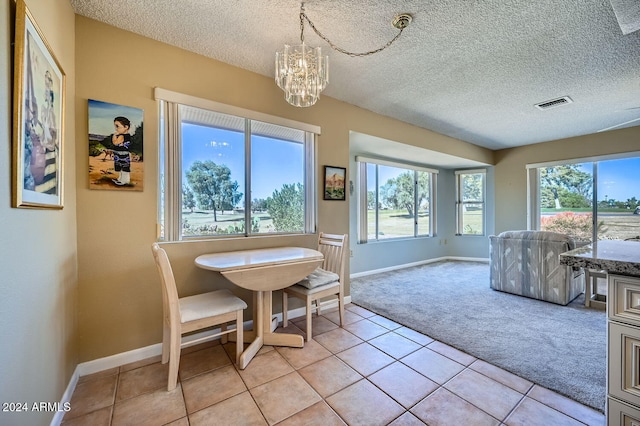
[12,0,65,208]
[323,166,346,200]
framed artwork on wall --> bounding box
[12,0,65,208]
[323,165,346,200]
[88,99,144,191]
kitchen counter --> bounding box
[562,240,640,424]
[559,240,640,276]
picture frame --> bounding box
[323,166,346,200]
[88,99,144,191]
[12,0,66,209]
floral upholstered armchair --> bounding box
[489,230,584,305]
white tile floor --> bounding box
[62,303,606,425]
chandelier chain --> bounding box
[299,5,305,43]
[299,9,404,58]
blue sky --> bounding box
[88,99,144,135]
[366,164,408,192]
[577,157,640,201]
[181,121,639,204]
[182,123,303,201]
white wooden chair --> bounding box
[151,243,247,391]
[282,233,348,341]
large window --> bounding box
[157,89,317,240]
[356,156,437,242]
[455,169,486,236]
[528,155,640,242]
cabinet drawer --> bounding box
[608,397,640,426]
[610,275,640,327]
[609,322,640,407]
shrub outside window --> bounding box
[528,156,640,242]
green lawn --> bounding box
[367,208,484,238]
[182,210,274,235]
[181,207,639,240]
[368,209,429,238]
[541,207,637,213]
[461,210,484,235]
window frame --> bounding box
[156,88,319,241]
[455,169,486,236]
[527,151,640,242]
[356,155,438,243]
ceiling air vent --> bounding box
[535,96,573,111]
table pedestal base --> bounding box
[237,290,304,369]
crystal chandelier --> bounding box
[275,43,328,108]
[275,3,412,107]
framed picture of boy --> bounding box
[88,99,144,191]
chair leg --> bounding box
[235,310,243,365]
[282,290,289,327]
[161,318,170,364]
[338,291,345,326]
[585,270,592,308]
[168,330,181,391]
[221,323,228,344]
[306,296,313,342]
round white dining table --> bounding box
[195,246,323,369]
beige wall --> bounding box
[494,126,640,233]
[0,2,637,410]
[74,16,493,362]
[0,0,77,424]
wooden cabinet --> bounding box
[609,275,640,327]
[559,241,640,426]
[608,397,640,425]
[608,274,640,425]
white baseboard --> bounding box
[54,294,351,425]
[448,256,490,263]
[350,256,448,278]
[350,256,488,278]
[50,369,79,426]
[283,295,351,321]
[76,321,254,378]
[76,296,352,377]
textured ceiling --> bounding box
[70,0,640,150]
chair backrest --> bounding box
[488,230,581,304]
[151,243,181,325]
[318,233,348,283]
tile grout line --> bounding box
[351,307,604,422]
[62,304,604,425]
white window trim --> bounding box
[155,88,320,135]
[355,155,439,174]
[526,152,640,230]
[455,169,486,236]
[356,156,438,242]
[158,90,318,241]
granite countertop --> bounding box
[560,240,640,276]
